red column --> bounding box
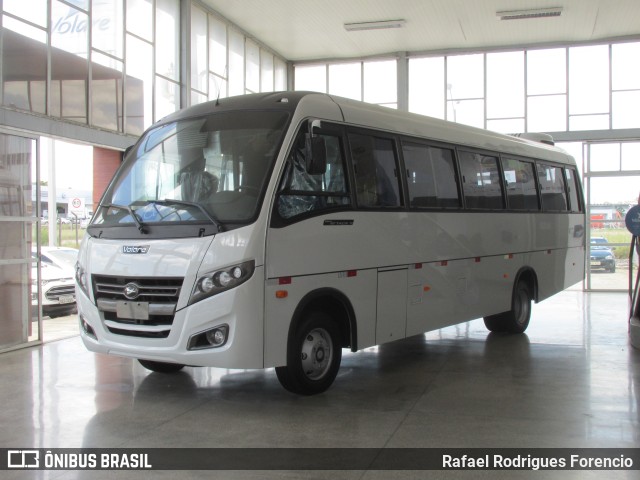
[92,147,122,207]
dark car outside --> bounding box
[590,237,616,273]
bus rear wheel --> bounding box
[275,311,342,395]
[483,281,532,334]
[138,359,185,373]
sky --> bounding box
[38,138,93,191]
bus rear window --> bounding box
[564,167,583,213]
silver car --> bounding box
[32,247,78,318]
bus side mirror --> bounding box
[305,135,327,175]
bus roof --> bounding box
[158,91,573,165]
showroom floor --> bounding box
[1,290,638,479]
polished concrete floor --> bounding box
[1,290,639,479]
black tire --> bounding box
[275,311,342,395]
[138,359,185,373]
[46,306,76,318]
[483,281,532,334]
[483,312,508,333]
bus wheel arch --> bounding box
[483,267,538,334]
[290,288,357,351]
[275,289,357,395]
[514,267,538,304]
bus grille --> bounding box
[92,275,183,339]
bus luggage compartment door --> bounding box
[376,268,408,344]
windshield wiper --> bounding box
[156,199,224,232]
[101,203,148,234]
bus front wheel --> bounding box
[275,311,342,395]
[138,359,185,373]
[483,281,532,334]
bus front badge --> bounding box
[124,283,140,300]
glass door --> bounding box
[584,141,640,291]
[0,130,40,351]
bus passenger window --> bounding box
[564,168,583,213]
[538,164,568,211]
[277,131,350,220]
[402,142,460,208]
[502,157,539,211]
[349,133,401,208]
[458,151,504,210]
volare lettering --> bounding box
[122,245,149,254]
[53,12,111,36]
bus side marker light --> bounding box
[423,286,431,292]
[279,277,292,285]
[475,257,481,263]
[338,270,358,278]
[440,261,448,266]
[276,290,288,299]
[503,274,509,279]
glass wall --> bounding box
[1,0,288,135]
[295,59,398,109]
[189,4,287,105]
[294,40,640,130]
[0,0,179,135]
[406,41,640,133]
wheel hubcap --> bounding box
[300,328,333,380]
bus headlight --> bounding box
[75,261,89,296]
[190,260,255,305]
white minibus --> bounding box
[76,92,585,394]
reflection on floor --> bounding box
[588,266,636,290]
[1,290,639,479]
[43,313,80,343]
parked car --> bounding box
[39,246,79,270]
[32,247,78,317]
[590,237,616,273]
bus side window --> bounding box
[349,133,401,208]
[502,157,539,211]
[564,167,583,213]
[402,142,460,209]
[277,130,350,220]
[539,164,568,212]
[458,151,504,210]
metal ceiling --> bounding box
[200,0,640,61]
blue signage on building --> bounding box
[626,204,640,236]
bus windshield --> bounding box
[94,110,289,231]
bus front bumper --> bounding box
[76,269,265,369]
